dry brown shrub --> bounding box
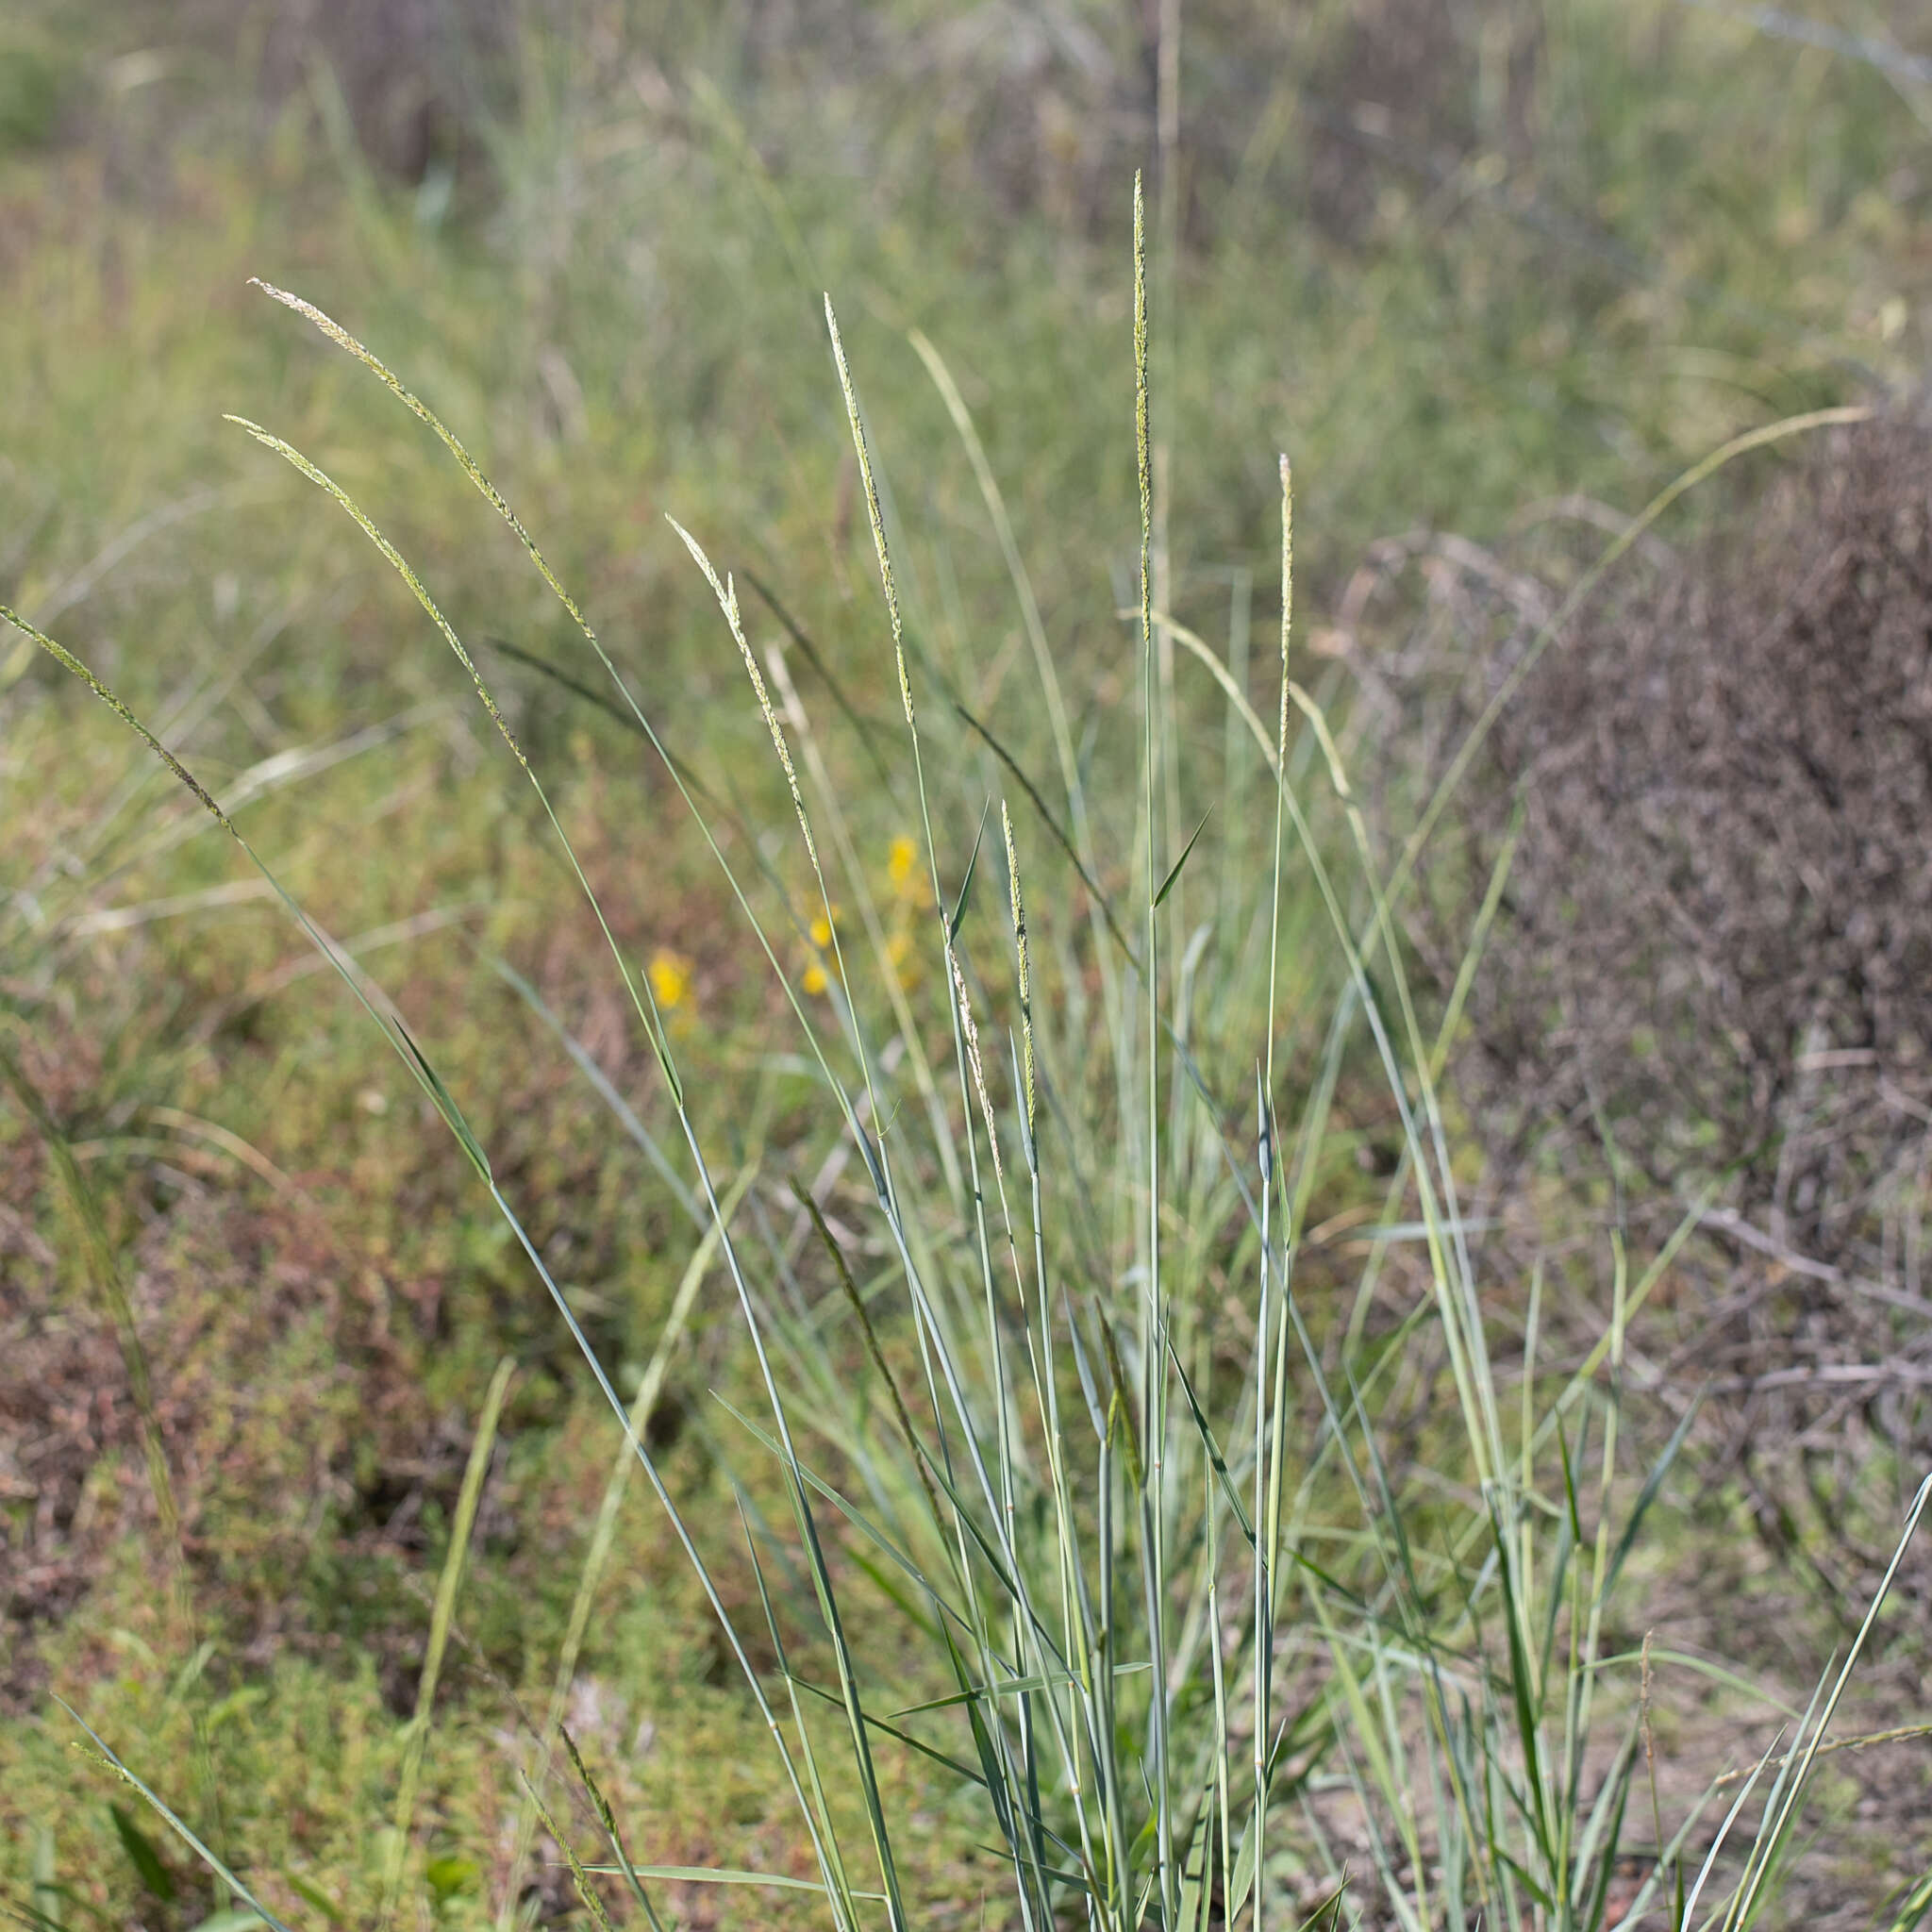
[1459,419,1932,1269]
[1349,415,1932,1605]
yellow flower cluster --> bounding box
[801,912,839,996]
[800,834,925,997]
[647,948,692,1011]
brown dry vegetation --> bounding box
[1352,416,1932,1641]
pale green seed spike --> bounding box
[247,280,597,638]
[1134,177,1153,693]
[667,509,730,608]
[667,515,818,871]
[1278,455,1292,718]
[948,949,1005,1193]
[0,604,234,830]
[224,416,529,771]
[823,296,914,729]
[1134,170,1157,953]
[1000,801,1036,1139]
[60,1711,296,1932]
[1131,166,1175,1932]
[1265,453,1292,1102]
[517,1773,621,1932]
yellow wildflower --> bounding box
[888,834,919,896]
[803,907,841,995]
[647,948,692,1010]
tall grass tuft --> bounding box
[8,179,1926,1932]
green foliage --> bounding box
[0,18,77,156]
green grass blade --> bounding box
[577,1865,886,1897]
[514,1774,618,1932]
[58,1711,292,1932]
[381,1356,515,1926]
[1153,808,1213,910]
[1727,1472,1932,1928]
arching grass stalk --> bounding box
[13,323,917,1925]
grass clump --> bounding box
[8,159,1930,1932]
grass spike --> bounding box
[669,518,818,869]
[0,605,852,1908]
[1132,162,1176,1932]
[824,297,911,728]
[222,419,527,769]
[515,1773,620,1932]
[60,1711,292,1932]
[1001,801,1037,1140]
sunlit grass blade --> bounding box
[575,1864,889,1900]
[57,1707,292,1932]
[381,1355,515,1927]
[1724,1471,1932,1928]
[550,1726,670,1932]
[497,1164,755,1925]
